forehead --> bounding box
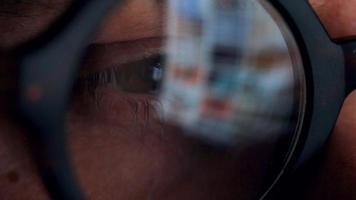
[0,0,166,48]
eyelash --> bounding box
[77,55,163,96]
[72,55,164,121]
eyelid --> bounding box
[81,37,165,75]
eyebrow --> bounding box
[0,0,165,10]
[0,0,68,17]
[0,0,65,7]
[0,0,166,20]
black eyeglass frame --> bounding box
[2,0,355,199]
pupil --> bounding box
[147,62,163,93]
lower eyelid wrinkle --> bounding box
[115,96,162,128]
[75,73,163,122]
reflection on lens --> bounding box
[160,0,304,147]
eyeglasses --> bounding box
[1,0,355,199]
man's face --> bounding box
[0,0,355,199]
[0,1,267,199]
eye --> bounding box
[79,55,164,95]
[119,56,163,94]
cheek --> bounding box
[67,88,278,200]
[0,115,48,200]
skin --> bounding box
[0,0,355,199]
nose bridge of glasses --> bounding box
[341,40,356,95]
